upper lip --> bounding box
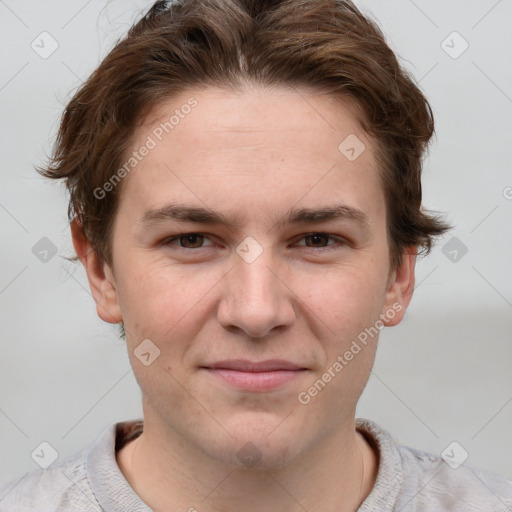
[202,359,306,372]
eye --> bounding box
[294,233,346,250]
[162,233,215,249]
[161,232,346,252]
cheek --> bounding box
[301,261,386,330]
[117,259,223,344]
[119,254,387,338]
[294,267,384,410]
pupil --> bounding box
[183,234,202,247]
[309,234,325,246]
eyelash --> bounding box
[161,232,347,252]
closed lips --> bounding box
[201,360,308,391]
[202,360,307,372]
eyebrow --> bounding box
[139,203,371,231]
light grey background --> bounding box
[1,0,511,485]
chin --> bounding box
[203,415,307,471]
[208,440,295,472]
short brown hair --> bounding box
[38,0,451,273]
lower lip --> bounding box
[204,368,305,391]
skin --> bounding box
[72,84,416,512]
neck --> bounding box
[117,411,378,512]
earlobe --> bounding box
[70,218,122,324]
[381,248,417,327]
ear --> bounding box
[70,218,122,324]
[381,247,416,327]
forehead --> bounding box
[117,85,384,227]
[140,84,368,152]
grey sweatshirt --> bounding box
[1,417,511,511]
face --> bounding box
[75,84,415,470]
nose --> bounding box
[217,247,296,339]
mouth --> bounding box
[200,359,308,392]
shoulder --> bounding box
[0,420,145,512]
[396,443,512,511]
[0,448,101,511]
[356,418,512,512]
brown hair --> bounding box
[38,0,451,274]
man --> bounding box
[1,0,511,510]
